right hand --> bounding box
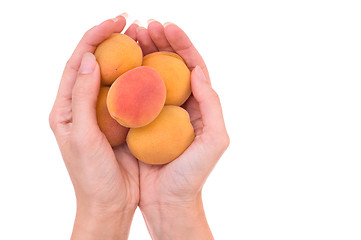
[49,14,140,239]
[136,20,230,239]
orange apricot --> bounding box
[126,105,195,165]
[94,33,142,85]
[143,51,185,63]
[96,87,129,147]
[142,52,191,106]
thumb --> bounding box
[72,52,100,129]
[191,66,228,141]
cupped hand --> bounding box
[49,15,140,239]
[136,21,230,238]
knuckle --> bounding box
[207,130,230,152]
[65,59,73,69]
[48,111,58,132]
[211,89,220,101]
[65,59,78,73]
[65,59,72,68]
[83,27,94,40]
[223,132,230,149]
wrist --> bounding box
[71,201,136,240]
[140,193,213,240]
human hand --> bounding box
[49,14,140,240]
[136,21,230,239]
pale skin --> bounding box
[49,14,229,240]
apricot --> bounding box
[126,105,195,165]
[107,66,166,128]
[142,51,191,106]
[143,51,185,63]
[96,87,129,147]
[94,33,142,85]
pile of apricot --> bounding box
[95,33,194,165]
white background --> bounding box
[0,0,360,239]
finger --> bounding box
[136,26,158,56]
[54,16,127,109]
[124,20,140,41]
[71,52,101,130]
[191,66,227,138]
[163,23,210,81]
[147,19,174,52]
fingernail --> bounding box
[164,22,175,27]
[79,53,96,74]
[111,17,119,22]
[195,65,207,82]
[147,19,156,25]
[133,20,141,26]
[120,12,128,19]
[136,26,146,32]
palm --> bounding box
[112,143,139,206]
[59,112,140,208]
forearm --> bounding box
[71,203,136,240]
[140,194,214,240]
